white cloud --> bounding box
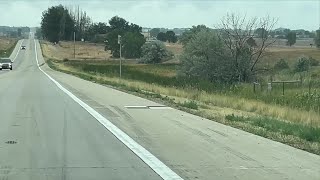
[0,0,318,30]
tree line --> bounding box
[40,5,147,58]
[40,5,320,84]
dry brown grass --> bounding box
[164,43,183,63]
[165,42,183,55]
[164,41,320,66]
[41,40,111,60]
[263,47,320,66]
[0,37,17,51]
[51,61,320,127]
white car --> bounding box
[0,58,13,70]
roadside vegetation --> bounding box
[40,5,320,155]
[0,37,18,58]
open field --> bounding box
[0,37,18,57]
[41,40,111,60]
[41,40,320,155]
[262,47,320,67]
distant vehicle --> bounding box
[21,45,26,50]
[0,58,13,70]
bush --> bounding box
[274,59,289,70]
[294,56,310,72]
[179,29,238,83]
[309,57,319,66]
[63,58,69,62]
[140,41,172,64]
[179,100,198,110]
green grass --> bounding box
[178,100,198,110]
[226,114,320,143]
[57,60,320,113]
[61,60,227,91]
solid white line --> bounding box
[33,39,183,180]
[149,107,173,110]
[12,40,24,62]
[124,105,149,108]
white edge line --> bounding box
[124,105,149,108]
[33,39,183,180]
[149,107,173,110]
[12,40,24,62]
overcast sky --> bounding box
[0,0,319,30]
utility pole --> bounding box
[118,35,122,78]
[73,32,76,59]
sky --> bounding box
[0,0,319,30]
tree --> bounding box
[35,28,43,39]
[128,23,142,33]
[157,32,166,42]
[150,28,160,37]
[315,29,320,48]
[105,16,144,58]
[286,31,296,46]
[255,28,267,38]
[294,56,310,72]
[304,30,310,36]
[17,28,22,37]
[41,5,75,42]
[217,13,277,82]
[93,22,108,34]
[166,31,177,43]
[9,31,18,38]
[85,22,108,41]
[105,29,122,57]
[179,30,235,83]
[246,37,257,47]
[179,25,209,46]
[109,16,129,32]
[122,32,145,58]
[140,41,172,63]
[68,6,92,41]
[283,28,290,36]
[269,31,275,38]
[309,31,316,38]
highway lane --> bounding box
[0,38,163,179]
[0,40,24,75]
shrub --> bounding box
[294,56,310,72]
[140,41,172,64]
[274,59,289,70]
[179,100,198,110]
[179,29,238,83]
[309,57,319,66]
[63,58,69,62]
